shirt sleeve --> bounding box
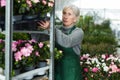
[55,27,84,48]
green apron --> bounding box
[55,26,83,80]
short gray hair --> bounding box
[63,5,80,17]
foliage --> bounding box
[14,0,54,15]
[76,15,117,55]
[81,43,116,56]
[13,33,31,40]
[0,0,54,15]
[0,39,5,68]
[12,39,39,67]
[81,53,120,80]
[0,39,63,69]
[0,32,31,40]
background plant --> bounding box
[80,53,120,80]
[0,39,5,69]
[76,15,117,55]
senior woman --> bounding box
[38,5,84,80]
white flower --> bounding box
[118,59,120,63]
[101,54,106,59]
[85,60,91,64]
[47,44,50,47]
[103,66,109,72]
[102,63,106,67]
[91,57,100,64]
[101,59,104,62]
[80,62,83,65]
[59,50,62,53]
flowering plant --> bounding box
[14,0,39,15]
[12,39,48,67]
[0,0,54,15]
[14,0,54,15]
[80,53,120,80]
[0,38,63,69]
[0,0,5,15]
[0,39,5,68]
[35,41,63,62]
[36,0,54,16]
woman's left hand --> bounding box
[37,20,50,29]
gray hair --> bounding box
[63,5,80,17]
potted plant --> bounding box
[35,41,50,68]
[36,41,63,68]
[36,0,54,17]
[80,53,120,80]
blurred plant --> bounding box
[81,53,120,80]
[0,0,54,15]
[0,0,5,15]
[0,39,5,69]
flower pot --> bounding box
[36,61,47,75]
[24,65,35,72]
[37,61,47,68]
[13,68,21,76]
[23,65,35,80]
[23,15,38,20]
[13,15,23,22]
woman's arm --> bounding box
[55,28,84,48]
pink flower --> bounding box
[42,0,47,5]
[109,64,120,73]
[26,0,32,7]
[92,67,99,73]
[38,42,44,48]
[101,54,106,59]
[48,1,54,7]
[0,39,3,43]
[12,41,17,51]
[29,39,36,43]
[84,68,88,72]
[20,47,32,57]
[14,51,22,61]
[0,0,6,7]
[35,51,40,56]
[80,54,89,60]
[25,43,34,51]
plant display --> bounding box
[0,39,63,70]
[0,0,54,15]
[81,53,120,80]
[76,15,117,55]
[0,39,5,69]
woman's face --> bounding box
[62,8,77,27]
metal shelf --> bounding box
[0,74,5,80]
[0,66,49,80]
[5,0,55,80]
[12,66,49,80]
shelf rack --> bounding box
[0,66,49,80]
[3,0,55,80]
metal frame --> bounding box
[4,0,55,80]
[5,0,13,80]
[49,4,55,80]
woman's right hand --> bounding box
[37,20,50,29]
